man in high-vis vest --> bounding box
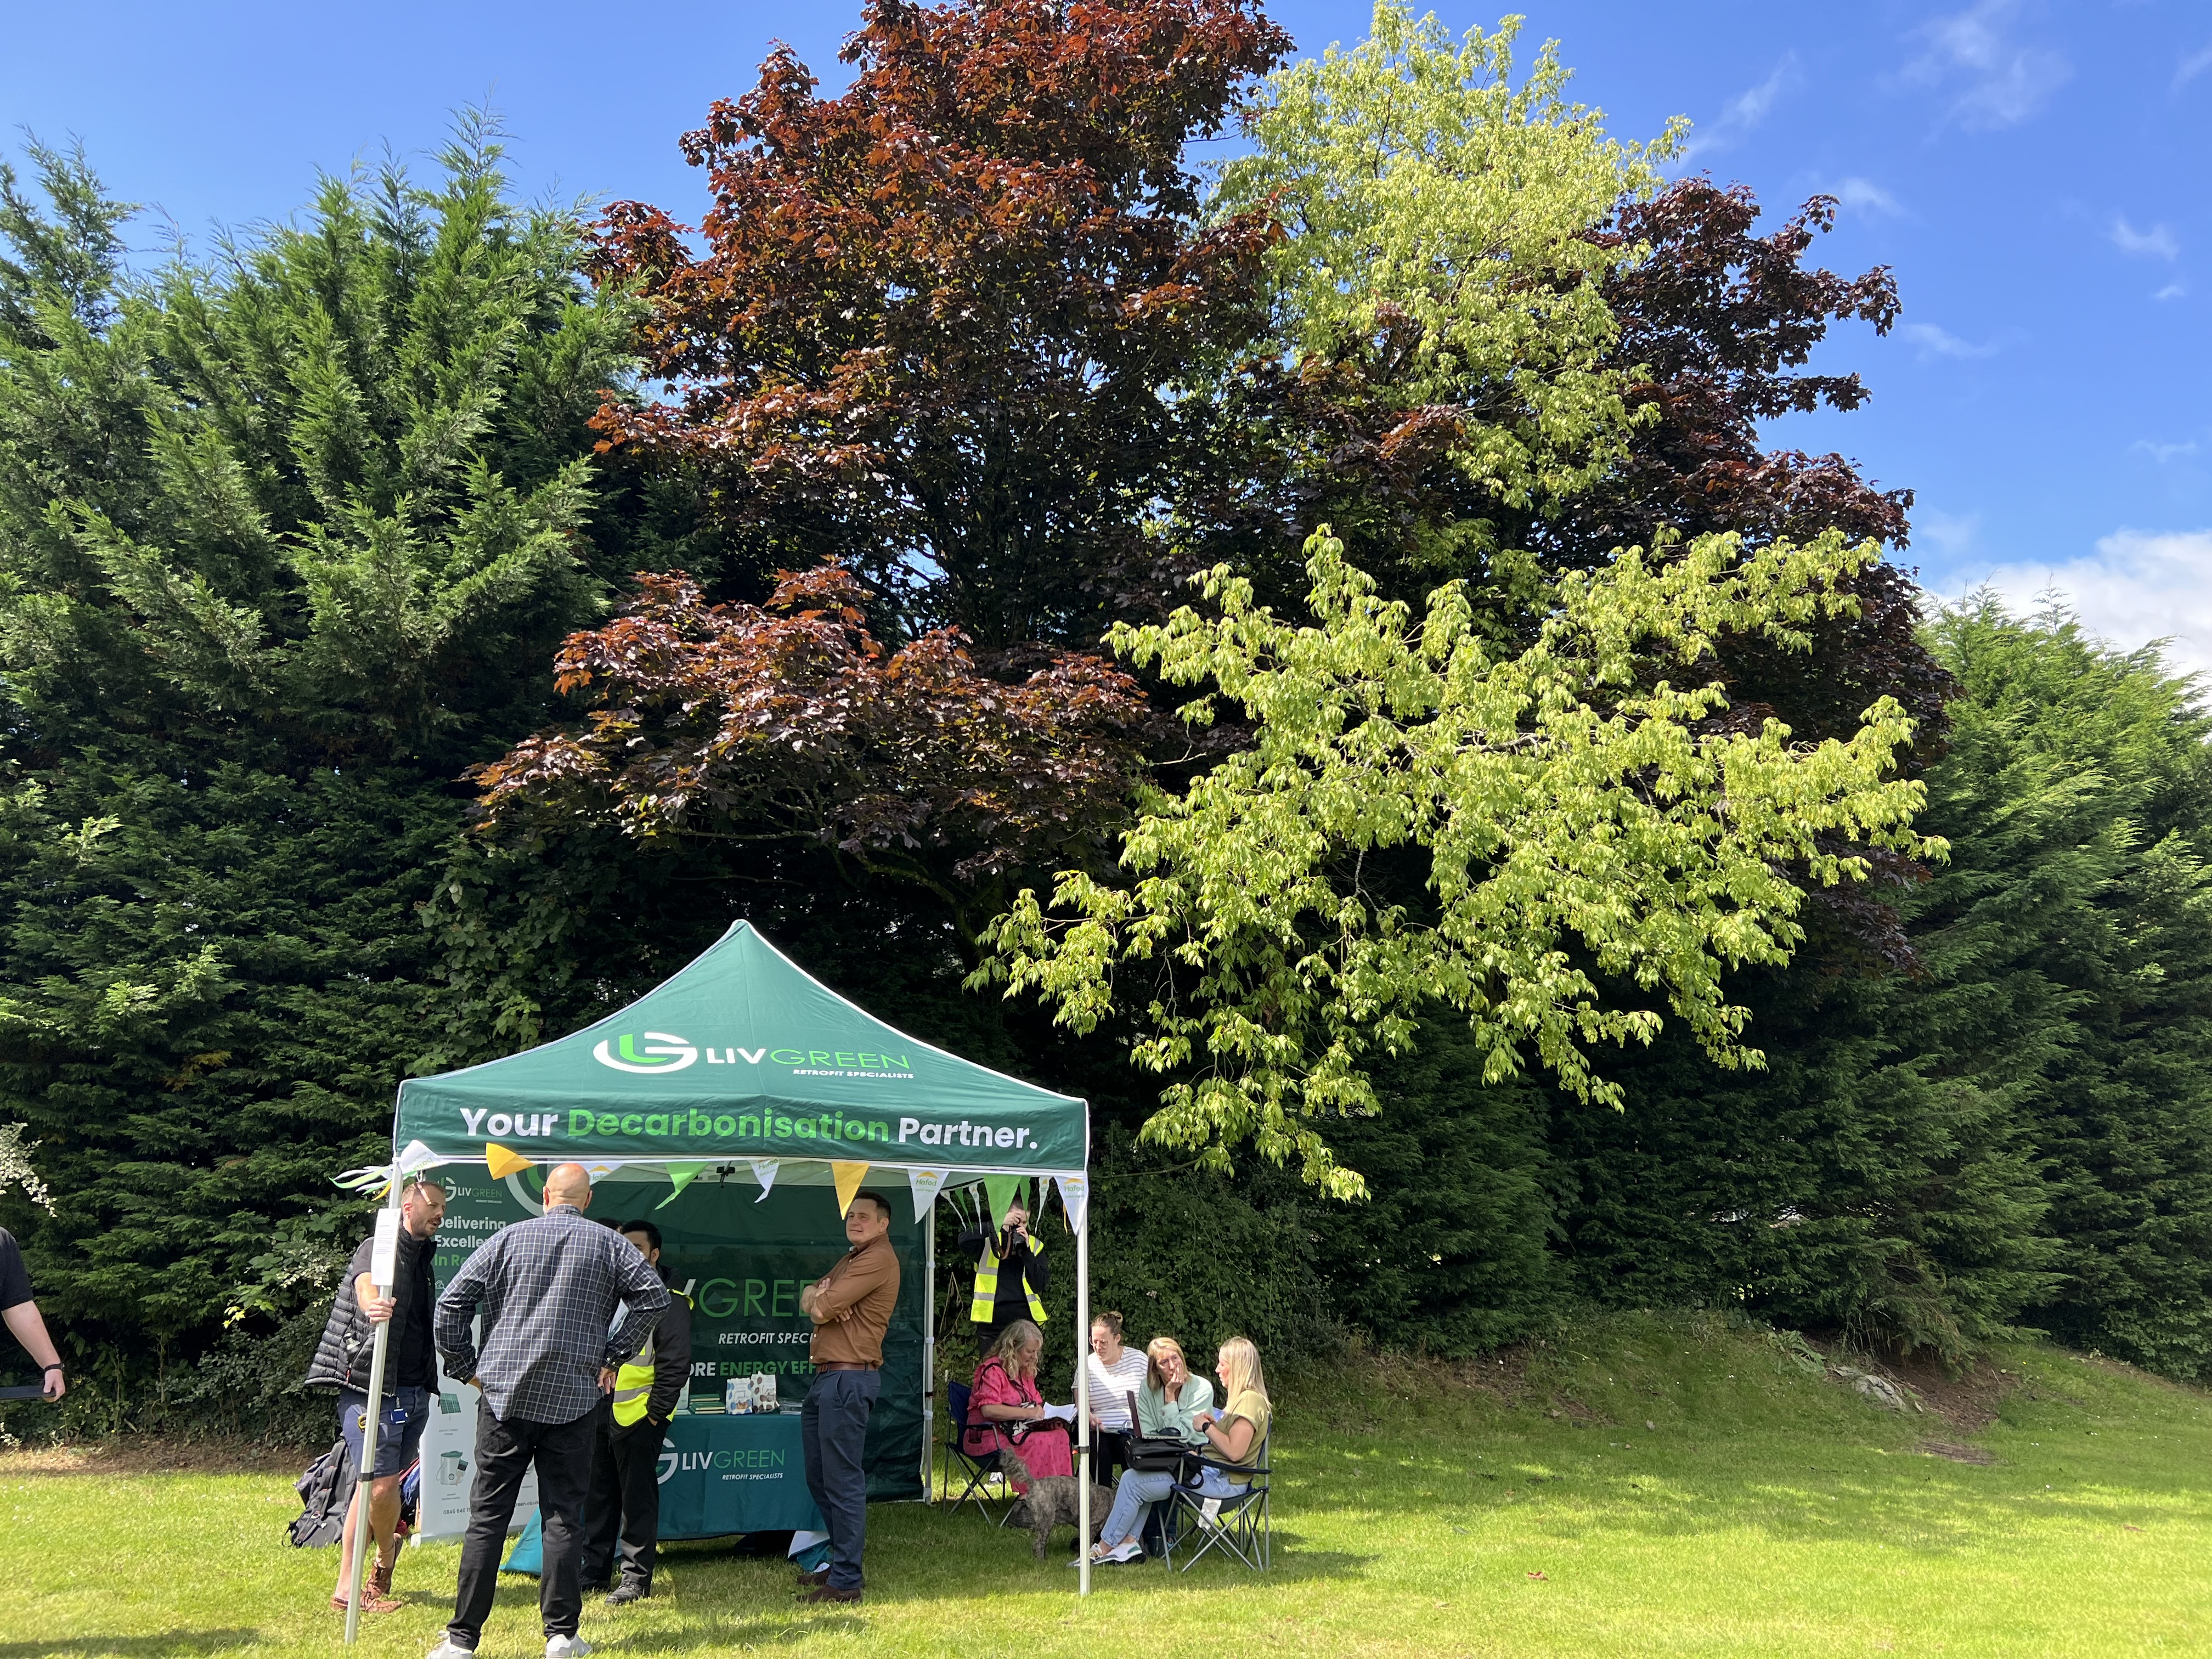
[579,1220,693,1606]
[959,1198,1049,1355]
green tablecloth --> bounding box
[656,1410,822,1537]
[501,1411,822,1573]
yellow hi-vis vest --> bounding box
[612,1287,691,1427]
[970,1234,1047,1325]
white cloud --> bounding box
[2111,217,2180,260]
[1680,54,1799,164]
[2136,438,2200,464]
[1903,1,2072,131]
[1918,509,1984,556]
[1901,322,1999,361]
[1970,529,2212,682]
[2177,42,2212,87]
[1832,177,1903,217]
[2155,281,2188,302]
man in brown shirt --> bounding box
[795,1190,900,1603]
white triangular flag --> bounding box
[1054,1172,1090,1233]
[907,1166,948,1222]
[749,1159,780,1203]
[395,1139,441,1177]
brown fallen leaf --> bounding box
[1527,1570,1549,1581]
[2123,1524,2145,1532]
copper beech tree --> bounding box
[588,0,1293,644]
[467,566,1152,926]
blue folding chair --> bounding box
[941,1380,1015,1525]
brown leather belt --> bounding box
[815,1360,880,1373]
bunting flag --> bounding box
[329,1140,444,1199]
[396,1141,440,1177]
[832,1161,871,1218]
[485,1142,534,1180]
[656,1161,711,1211]
[749,1159,780,1203]
[982,1173,1023,1227]
[906,1166,949,1222]
[1054,1172,1090,1233]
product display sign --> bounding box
[393,922,1088,1175]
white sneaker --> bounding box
[1106,1538,1144,1564]
[425,1642,475,1659]
[545,1638,593,1659]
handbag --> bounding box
[1121,1390,1195,1473]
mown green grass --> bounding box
[4,1314,2205,1657]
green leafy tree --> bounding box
[977,526,1939,1195]
[1217,3,1682,541]
[0,128,647,1421]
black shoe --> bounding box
[606,1579,651,1606]
[799,1584,861,1605]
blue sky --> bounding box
[6,1,2207,673]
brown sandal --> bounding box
[331,1579,401,1615]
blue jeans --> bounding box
[1099,1465,1239,1548]
[801,1368,881,1591]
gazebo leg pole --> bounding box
[1076,1194,1091,1599]
[922,1197,937,1502]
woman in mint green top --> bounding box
[1134,1336,1214,1444]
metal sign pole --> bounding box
[343,1182,404,1646]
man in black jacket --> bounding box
[304,1173,447,1616]
[580,1220,694,1605]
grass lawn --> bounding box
[3,1313,2205,1657]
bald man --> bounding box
[430,1163,669,1659]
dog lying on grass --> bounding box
[998,1445,1116,1561]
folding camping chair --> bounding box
[1161,1435,1271,1572]
[941,1380,1016,1525]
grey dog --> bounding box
[998,1444,1116,1561]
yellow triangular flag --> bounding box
[831,1161,871,1217]
[486,1142,533,1179]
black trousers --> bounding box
[1093,1426,1131,1487]
[449,1402,595,1647]
[975,1306,1039,1356]
[581,1406,667,1588]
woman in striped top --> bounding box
[1080,1312,1150,1485]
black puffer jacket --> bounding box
[306,1228,437,1393]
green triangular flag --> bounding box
[656,1161,711,1211]
[982,1173,1023,1229]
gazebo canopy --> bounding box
[393,921,1087,1176]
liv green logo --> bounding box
[591,1032,699,1074]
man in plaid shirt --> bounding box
[427,1163,669,1659]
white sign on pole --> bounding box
[370,1205,402,1290]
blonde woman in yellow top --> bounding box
[1083,1335,1270,1566]
[1189,1336,1271,1477]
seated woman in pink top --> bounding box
[963,1319,1073,1482]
